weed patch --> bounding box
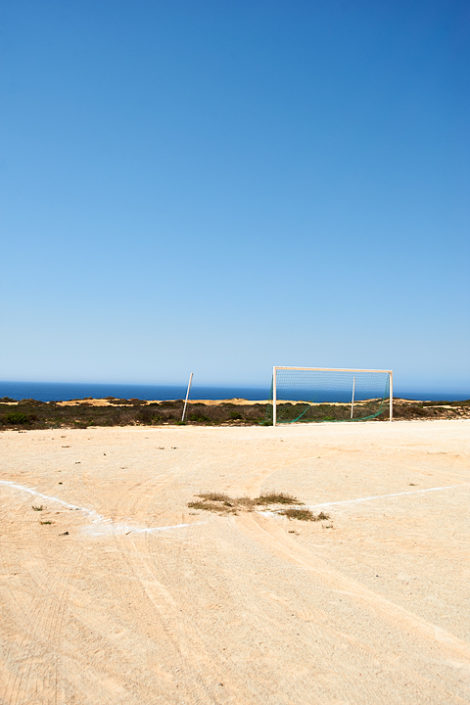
[316,511,330,520]
[187,491,327,523]
[187,501,234,513]
[197,492,232,502]
[279,508,315,521]
[255,492,301,505]
[280,508,331,521]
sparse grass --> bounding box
[197,492,232,502]
[32,505,45,511]
[191,491,302,510]
[40,520,53,525]
[316,511,330,520]
[279,508,316,521]
[255,492,302,505]
[280,508,331,522]
[234,496,256,508]
[187,490,328,525]
[187,501,235,513]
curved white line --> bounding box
[0,480,204,535]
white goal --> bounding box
[272,366,393,425]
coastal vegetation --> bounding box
[0,397,469,430]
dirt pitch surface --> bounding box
[1,420,469,705]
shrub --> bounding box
[0,411,37,425]
[137,408,153,424]
[189,413,211,423]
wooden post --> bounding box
[350,375,356,419]
[272,366,277,427]
[389,371,393,422]
[181,372,193,423]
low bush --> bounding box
[0,411,37,425]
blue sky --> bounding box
[2,1,469,392]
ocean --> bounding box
[0,381,468,403]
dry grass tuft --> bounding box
[197,492,232,503]
[316,511,330,521]
[187,492,331,523]
[188,501,231,513]
[280,508,331,522]
[234,496,256,508]
[255,492,302,505]
[279,508,316,521]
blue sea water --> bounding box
[0,381,268,402]
[0,381,468,402]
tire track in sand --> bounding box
[237,511,470,668]
[79,465,216,703]
[0,495,85,705]
[124,470,220,704]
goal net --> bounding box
[270,367,393,425]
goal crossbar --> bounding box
[274,366,393,374]
[272,366,393,425]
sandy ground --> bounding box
[1,420,469,705]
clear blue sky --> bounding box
[2,1,469,392]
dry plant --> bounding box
[188,491,330,522]
[280,508,330,522]
[255,492,302,505]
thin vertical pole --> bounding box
[350,376,356,419]
[272,366,277,427]
[389,371,393,422]
[181,372,193,422]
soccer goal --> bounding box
[271,367,393,425]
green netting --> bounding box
[267,369,391,424]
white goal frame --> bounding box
[272,366,393,426]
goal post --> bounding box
[271,366,393,425]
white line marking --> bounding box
[0,479,101,518]
[84,520,201,537]
[0,480,204,536]
[306,483,469,510]
[256,483,469,519]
